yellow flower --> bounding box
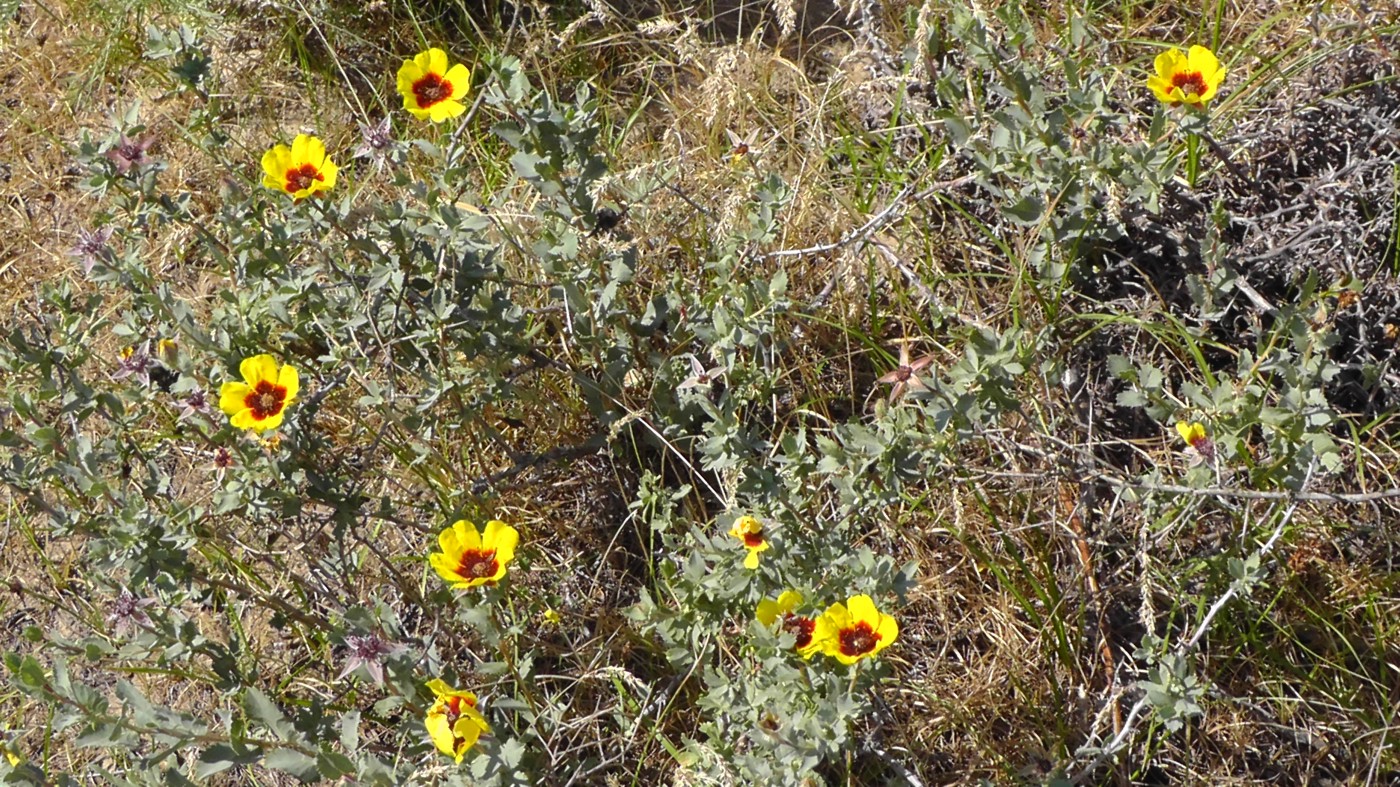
[811,594,898,665]
[429,519,519,589]
[424,679,490,763]
[260,134,338,199]
[1175,420,1216,463]
[1176,421,1207,446]
[727,515,769,570]
[756,590,821,659]
[397,48,471,123]
[157,338,179,366]
[1146,46,1226,106]
[218,354,299,433]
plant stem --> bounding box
[1185,132,1200,189]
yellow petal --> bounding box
[874,611,899,653]
[319,157,338,192]
[822,601,851,631]
[230,408,257,430]
[808,614,837,655]
[428,100,465,123]
[239,354,280,387]
[483,520,518,567]
[1145,75,1177,104]
[1186,45,1220,77]
[424,47,449,76]
[846,594,879,626]
[278,363,300,405]
[219,382,252,416]
[397,58,423,85]
[459,701,489,735]
[290,134,311,163]
[1202,64,1226,101]
[425,711,456,758]
[261,145,288,183]
[429,551,465,584]
[1153,48,1185,80]
[743,549,761,570]
[452,717,483,753]
[756,598,780,625]
[249,410,283,433]
[1176,421,1203,444]
[775,590,802,614]
[444,64,470,99]
[305,136,328,168]
[437,525,461,558]
[453,519,483,552]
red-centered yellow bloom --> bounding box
[756,590,821,659]
[260,134,338,199]
[1176,420,1206,446]
[429,519,519,589]
[218,354,299,433]
[1146,46,1226,106]
[728,515,769,570]
[811,594,898,665]
[1175,420,1216,463]
[397,48,471,123]
[424,679,489,763]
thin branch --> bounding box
[763,175,975,261]
[468,439,606,494]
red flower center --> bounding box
[743,531,765,548]
[445,694,476,722]
[838,622,881,657]
[456,549,499,579]
[243,380,288,420]
[412,73,453,108]
[284,163,324,194]
[782,614,815,649]
[1171,71,1208,98]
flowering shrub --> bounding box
[3,1,1392,784]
